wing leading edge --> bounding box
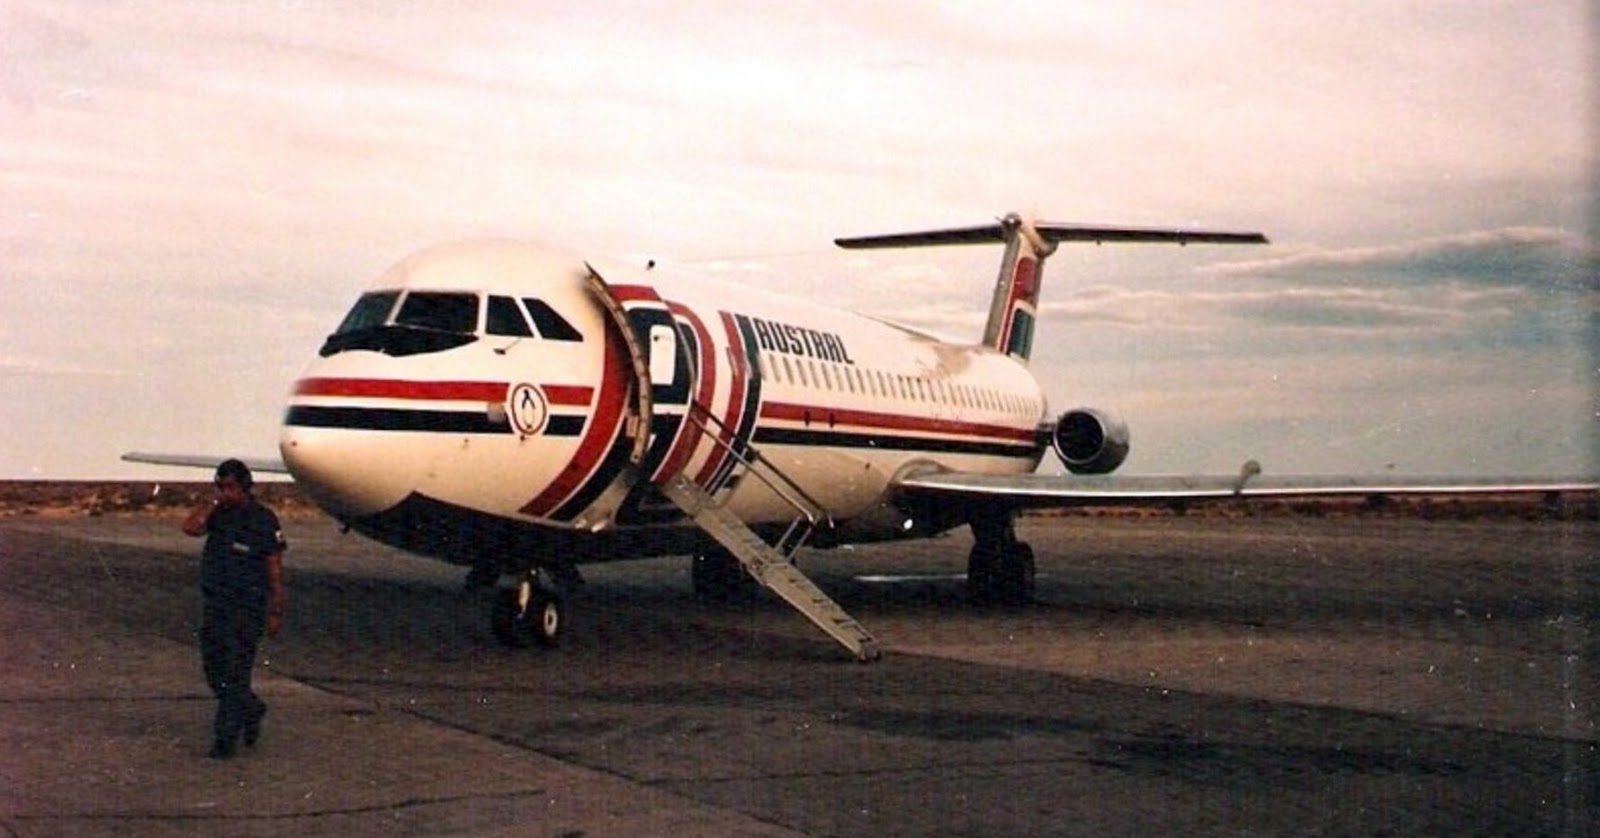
[896,471,1599,510]
[122,452,290,475]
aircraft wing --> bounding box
[122,452,290,475]
[894,470,1599,511]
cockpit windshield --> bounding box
[334,292,400,335]
[393,292,479,333]
[321,290,481,357]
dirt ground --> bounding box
[1,508,1595,835]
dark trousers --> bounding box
[200,600,266,745]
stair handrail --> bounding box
[681,401,832,532]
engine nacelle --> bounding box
[1051,408,1130,475]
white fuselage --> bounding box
[279,240,1049,564]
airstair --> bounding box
[658,406,880,662]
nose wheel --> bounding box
[491,574,563,648]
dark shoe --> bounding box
[243,707,267,747]
[208,738,236,760]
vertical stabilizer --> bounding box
[981,214,1056,361]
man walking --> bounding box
[182,459,286,759]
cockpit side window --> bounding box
[522,298,583,342]
[486,295,534,337]
[395,292,479,333]
[335,292,400,335]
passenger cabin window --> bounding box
[486,295,534,337]
[396,292,479,333]
[523,298,583,342]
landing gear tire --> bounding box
[491,579,563,648]
[996,541,1036,605]
[967,542,999,605]
[967,541,1035,606]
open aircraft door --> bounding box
[584,266,718,496]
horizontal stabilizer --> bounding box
[122,452,290,474]
[836,221,1268,249]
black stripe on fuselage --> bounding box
[285,406,509,434]
[546,415,586,437]
[752,426,1041,459]
[284,406,586,437]
[712,314,764,488]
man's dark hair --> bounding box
[215,458,254,490]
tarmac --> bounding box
[0,517,806,837]
[1,511,1595,836]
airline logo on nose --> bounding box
[507,383,549,437]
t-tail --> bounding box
[835,212,1268,361]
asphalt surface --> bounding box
[1,512,1595,836]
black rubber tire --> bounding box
[491,586,562,648]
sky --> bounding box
[2,1,1595,480]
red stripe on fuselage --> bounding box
[607,284,662,303]
[694,311,750,487]
[542,385,595,407]
[760,401,1035,443]
[294,377,508,402]
[293,377,593,407]
[518,328,630,519]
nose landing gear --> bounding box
[490,572,563,648]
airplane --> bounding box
[127,212,1597,662]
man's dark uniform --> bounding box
[197,497,285,755]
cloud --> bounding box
[1215,286,1526,334]
[1204,227,1598,291]
[1026,281,1529,339]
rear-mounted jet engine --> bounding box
[1051,408,1130,474]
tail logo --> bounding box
[998,256,1041,358]
[1010,257,1040,304]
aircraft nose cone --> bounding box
[279,425,415,518]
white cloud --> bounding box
[1206,227,1598,290]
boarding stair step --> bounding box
[658,474,880,662]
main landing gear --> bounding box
[966,512,1035,606]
